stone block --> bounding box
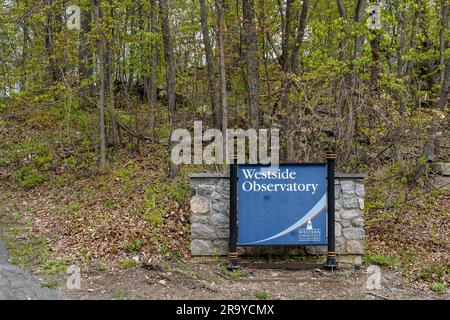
[336,237,346,254]
[191,223,216,240]
[190,214,210,224]
[355,183,365,197]
[352,217,364,227]
[212,198,229,213]
[197,185,215,197]
[343,227,365,240]
[335,199,343,211]
[210,213,229,228]
[335,185,341,199]
[346,240,364,254]
[340,180,355,194]
[340,220,351,228]
[340,209,362,220]
[342,194,360,209]
[216,228,229,239]
[190,196,210,214]
[305,245,328,255]
[213,240,229,255]
[217,179,230,193]
[191,239,213,255]
[358,198,365,210]
[212,190,229,201]
[335,222,342,237]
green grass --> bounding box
[120,259,138,269]
[255,291,269,300]
[161,260,171,270]
[40,280,59,289]
[95,263,108,271]
[222,267,243,279]
[364,251,401,268]
[42,259,68,275]
[124,238,142,252]
[240,291,251,298]
[430,282,445,294]
[113,289,127,300]
[13,166,45,188]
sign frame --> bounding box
[228,152,337,270]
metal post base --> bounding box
[324,252,337,270]
[227,252,240,270]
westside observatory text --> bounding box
[241,169,319,194]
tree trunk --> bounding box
[336,0,347,19]
[369,30,381,89]
[336,0,347,61]
[215,0,228,157]
[159,0,177,174]
[437,56,450,111]
[44,0,60,84]
[147,0,158,142]
[440,1,449,85]
[108,0,119,148]
[279,0,309,160]
[93,0,107,169]
[199,0,221,129]
[280,0,294,72]
[354,0,367,59]
[242,0,260,130]
[80,2,93,108]
[20,18,29,92]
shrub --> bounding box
[13,166,45,188]
[125,238,142,252]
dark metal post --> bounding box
[325,151,337,270]
[228,155,240,270]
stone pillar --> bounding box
[189,172,367,258]
[305,174,366,258]
[189,173,230,256]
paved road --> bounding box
[0,233,62,300]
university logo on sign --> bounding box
[237,164,327,245]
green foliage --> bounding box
[13,166,45,188]
[113,289,128,300]
[364,251,401,268]
[64,155,77,170]
[222,267,242,279]
[420,265,448,281]
[57,201,82,215]
[124,237,142,252]
[255,291,269,300]
[212,248,221,264]
[5,235,49,270]
[430,282,445,294]
[120,259,138,270]
[95,263,108,271]
[42,259,68,275]
[113,160,141,194]
[41,281,59,289]
[159,241,170,254]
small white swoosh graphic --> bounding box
[247,193,327,244]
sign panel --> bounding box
[237,164,327,245]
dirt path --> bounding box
[54,260,445,300]
[0,234,62,300]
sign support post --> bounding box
[325,151,337,270]
[228,155,240,270]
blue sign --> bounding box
[237,164,327,246]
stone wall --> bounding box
[189,172,367,257]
